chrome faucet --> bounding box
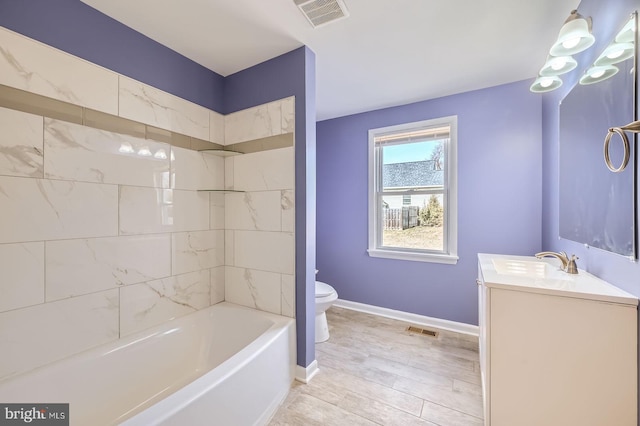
[534,251,579,274]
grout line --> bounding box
[117,184,121,237]
[41,115,45,176]
[225,264,293,277]
[117,286,121,339]
[42,241,47,304]
[421,398,484,422]
[117,75,120,117]
[0,286,120,315]
[169,227,173,277]
[1,265,218,317]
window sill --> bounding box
[367,248,459,264]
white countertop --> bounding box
[478,253,638,306]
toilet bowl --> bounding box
[315,281,338,343]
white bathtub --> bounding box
[0,302,296,425]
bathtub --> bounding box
[0,302,296,425]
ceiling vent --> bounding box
[294,0,349,28]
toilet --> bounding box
[315,280,338,343]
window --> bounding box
[367,116,458,264]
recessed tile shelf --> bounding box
[198,149,244,157]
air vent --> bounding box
[406,326,439,337]
[294,0,349,28]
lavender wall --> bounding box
[0,0,224,112]
[542,0,640,298]
[317,80,542,326]
[225,47,317,367]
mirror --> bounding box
[559,13,637,258]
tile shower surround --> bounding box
[0,26,295,381]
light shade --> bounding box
[550,10,595,56]
[530,75,563,93]
[539,55,578,76]
[615,18,636,43]
[594,42,634,66]
[579,65,619,85]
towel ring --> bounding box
[604,127,631,172]
[604,120,640,172]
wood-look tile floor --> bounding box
[268,307,484,426]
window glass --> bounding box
[368,116,457,264]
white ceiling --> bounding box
[81,0,580,120]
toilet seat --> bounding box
[316,281,335,298]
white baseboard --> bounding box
[333,299,479,336]
[295,359,319,384]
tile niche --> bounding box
[0,25,295,381]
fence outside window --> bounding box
[383,206,419,230]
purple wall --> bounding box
[0,0,224,112]
[542,0,640,298]
[225,48,317,367]
[316,80,542,326]
[0,0,317,368]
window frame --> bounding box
[367,115,458,264]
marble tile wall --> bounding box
[0,105,224,380]
[224,148,295,317]
[221,97,296,319]
[0,24,296,380]
[0,27,118,115]
[119,76,210,141]
[224,97,295,145]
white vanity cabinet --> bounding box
[478,253,638,426]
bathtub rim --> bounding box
[119,302,295,425]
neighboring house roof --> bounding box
[383,160,443,188]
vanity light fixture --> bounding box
[550,10,596,56]
[594,42,634,66]
[579,64,619,85]
[529,9,595,93]
[530,75,563,93]
[539,55,578,76]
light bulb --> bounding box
[540,78,554,88]
[590,69,606,78]
[551,58,567,70]
[607,49,625,59]
[530,75,562,92]
[154,149,167,160]
[118,143,134,154]
[562,37,581,49]
[138,147,152,157]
